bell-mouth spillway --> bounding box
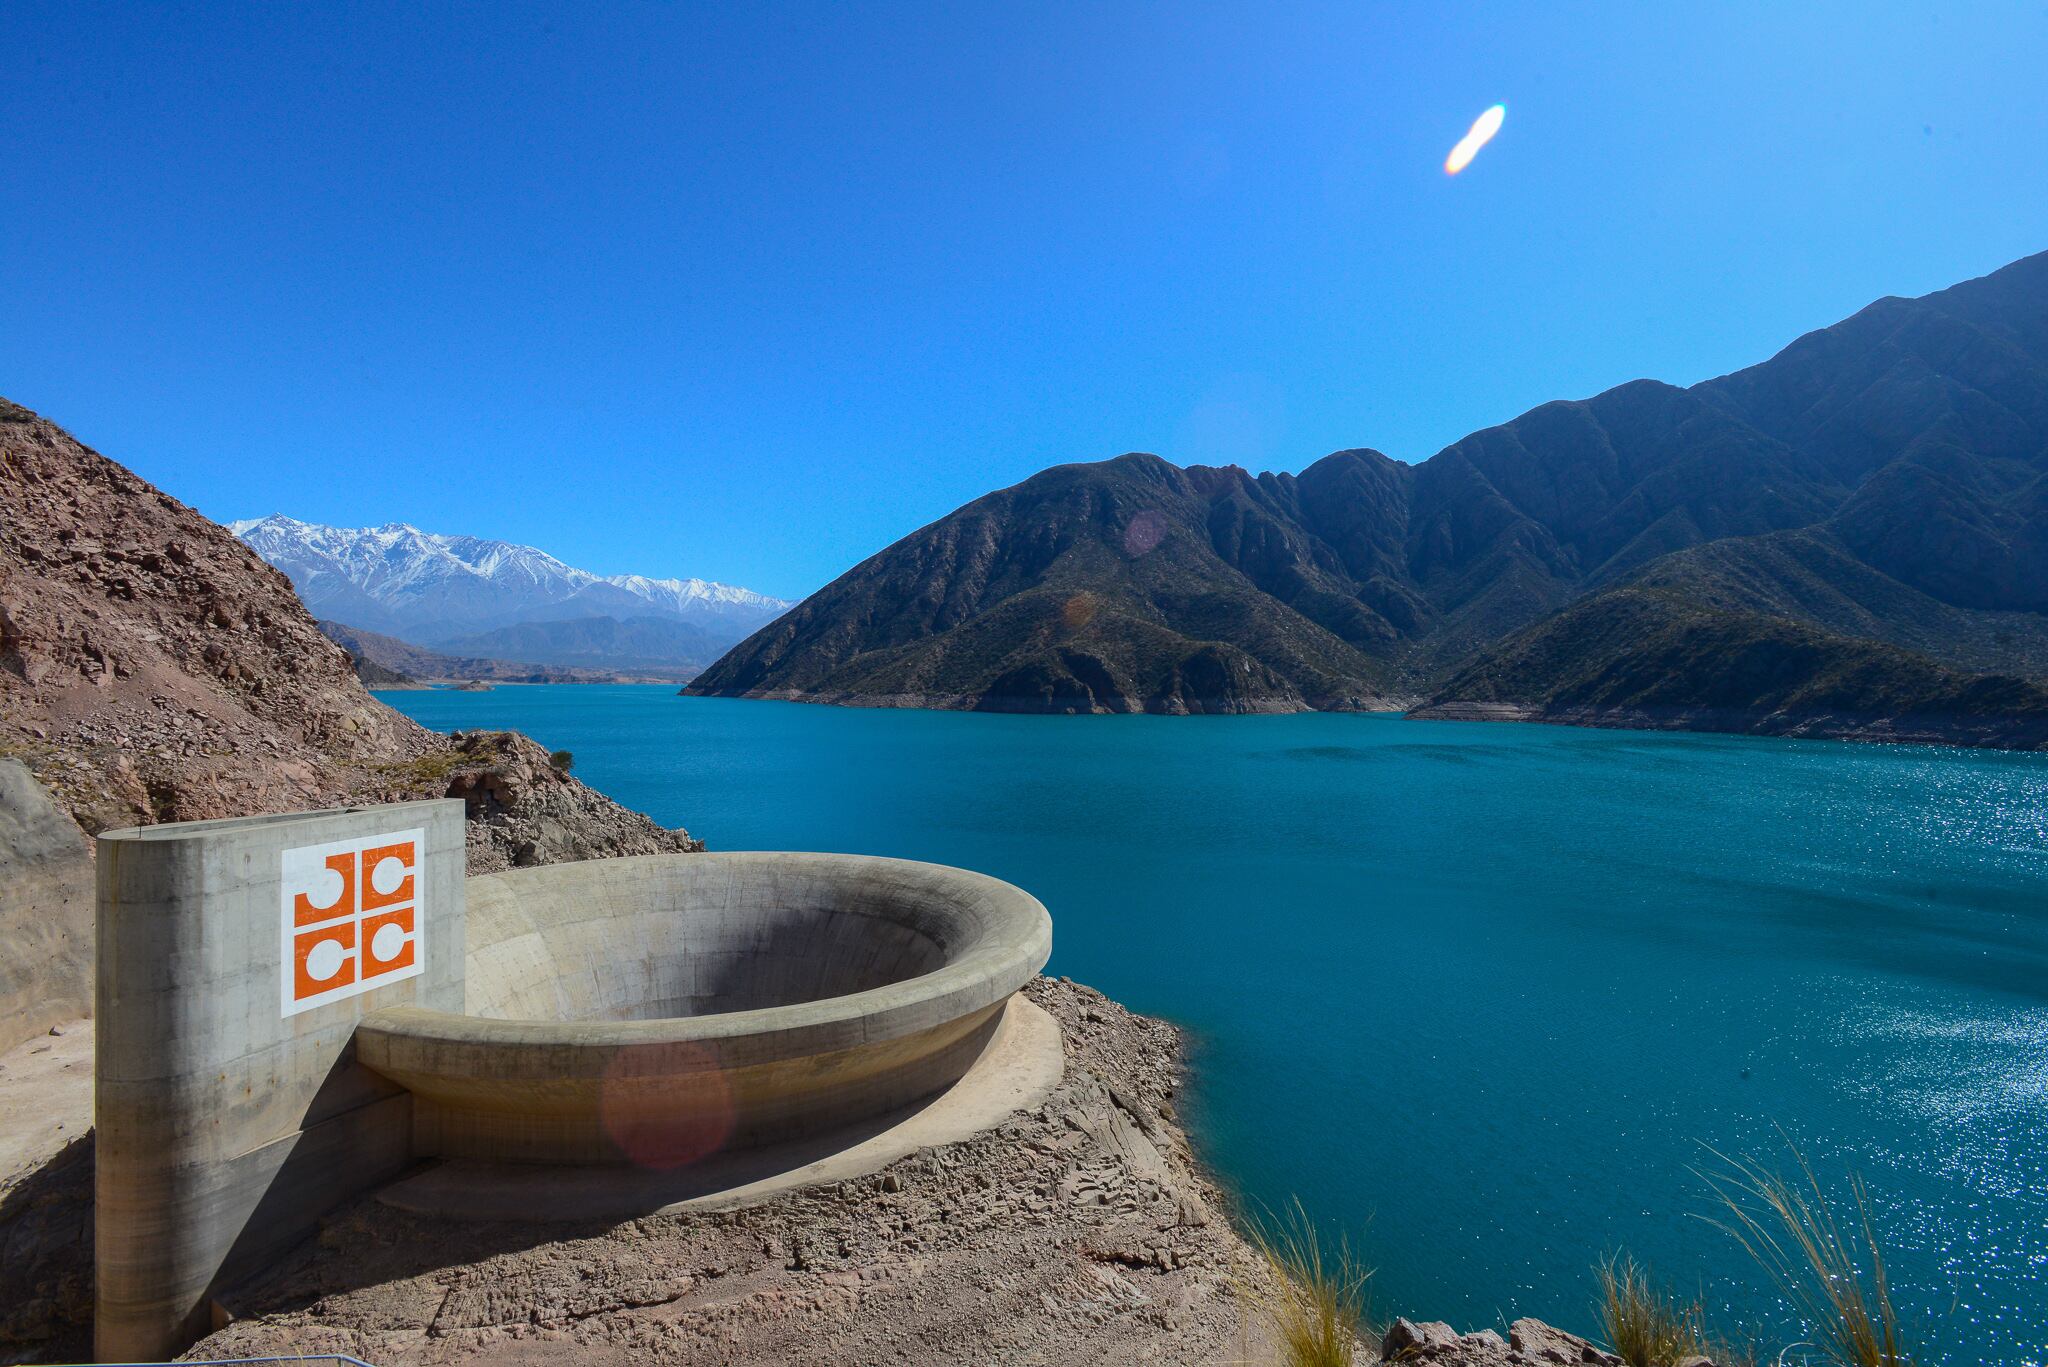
[91,804,1060,1360]
[356,851,1054,1168]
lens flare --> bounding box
[1444,103,1505,176]
[599,1039,734,1170]
[1122,509,1168,557]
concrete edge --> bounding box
[359,851,1054,1064]
[374,990,1065,1222]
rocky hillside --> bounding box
[691,251,2048,735]
[688,452,1409,714]
[1413,587,2048,748]
[0,396,701,865]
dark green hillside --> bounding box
[1413,588,2048,749]
[692,250,2048,739]
[1697,251,2048,612]
[1622,530,2048,674]
[686,454,1403,713]
[1395,378,1840,667]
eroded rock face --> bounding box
[0,396,699,869]
[0,397,420,832]
[1509,1317,1627,1365]
[422,729,703,872]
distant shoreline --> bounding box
[662,685,2048,753]
[374,676,696,692]
[1409,698,2048,753]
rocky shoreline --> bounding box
[1409,698,2048,751]
[60,977,1631,1367]
[0,985,1674,1366]
[683,684,2047,754]
[681,685,1343,715]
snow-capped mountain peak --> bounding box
[231,515,793,647]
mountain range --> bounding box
[689,250,2048,745]
[231,516,792,671]
[314,620,697,686]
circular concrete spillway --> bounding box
[357,852,1053,1168]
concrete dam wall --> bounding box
[92,803,1051,1362]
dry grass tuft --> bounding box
[1236,1199,1374,1367]
[1697,1141,1913,1367]
[1593,1250,1707,1367]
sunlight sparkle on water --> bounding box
[377,689,2048,1363]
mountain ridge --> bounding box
[432,614,720,674]
[1411,586,2048,749]
[690,249,2048,742]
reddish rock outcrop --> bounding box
[1375,1315,1714,1367]
[0,395,697,867]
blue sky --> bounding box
[4,2,2045,599]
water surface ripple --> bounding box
[382,688,2048,1364]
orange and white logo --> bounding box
[281,828,425,1016]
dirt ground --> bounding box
[1,981,1634,1367]
[0,1023,92,1192]
[178,977,1278,1366]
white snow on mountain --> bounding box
[230,514,793,647]
[600,573,786,614]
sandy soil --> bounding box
[0,1021,92,1192]
[185,978,1279,1366]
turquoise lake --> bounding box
[380,686,2048,1363]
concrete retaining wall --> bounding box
[93,799,467,1362]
